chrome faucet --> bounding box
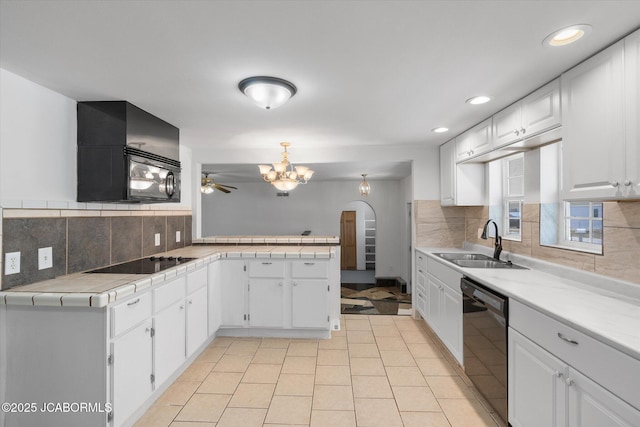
[481,219,502,260]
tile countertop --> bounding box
[0,245,336,309]
[416,246,640,362]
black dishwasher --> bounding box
[460,276,509,424]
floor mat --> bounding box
[341,284,412,315]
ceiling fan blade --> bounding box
[216,184,238,189]
[213,184,231,193]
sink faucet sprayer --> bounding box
[481,219,502,261]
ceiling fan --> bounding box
[201,172,237,194]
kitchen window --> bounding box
[539,142,603,254]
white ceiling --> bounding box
[1,1,639,181]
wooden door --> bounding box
[340,211,357,270]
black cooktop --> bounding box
[87,256,196,274]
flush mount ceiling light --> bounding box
[359,174,371,196]
[238,76,297,110]
[258,142,314,191]
[543,24,592,47]
[432,127,449,133]
[466,96,492,105]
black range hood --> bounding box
[77,101,181,203]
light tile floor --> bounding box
[134,315,506,427]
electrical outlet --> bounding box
[5,252,20,275]
[155,233,161,246]
[38,247,53,270]
[176,231,181,243]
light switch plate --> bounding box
[176,231,181,243]
[5,252,20,275]
[38,247,53,270]
[155,233,161,246]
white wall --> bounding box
[201,178,410,280]
[0,68,192,210]
[0,69,77,203]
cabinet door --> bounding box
[625,30,640,198]
[426,274,442,334]
[508,328,566,427]
[414,270,427,318]
[248,279,284,328]
[187,286,208,357]
[154,300,186,387]
[441,286,463,365]
[220,260,246,327]
[568,367,640,427]
[522,79,561,138]
[561,40,626,200]
[440,140,456,205]
[493,102,522,147]
[112,320,153,427]
[456,120,492,161]
[208,260,222,335]
[291,279,329,328]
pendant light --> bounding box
[239,76,297,110]
[359,174,371,196]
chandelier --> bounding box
[359,174,371,196]
[258,142,314,191]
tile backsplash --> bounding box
[414,200,640,285]
[1,210,192,289]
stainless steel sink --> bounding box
[434,253,494,261]
[450,259,528,269]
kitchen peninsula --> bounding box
[0,236,341,427]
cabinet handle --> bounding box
[292,282,297,286]
[304,262,315,266]
[565,378,574,387]
[624,179,632,187]
[127,298,140,306]
[180,305,184,310]
[554,371,563,378]
[418,269,423,274]
[514,129,520,136]
[520,127,526,134]
[470,149,474,155]
[262,262,272,265]
[610,181,620,188]
[188,300,193,305]
[557,332,579,345]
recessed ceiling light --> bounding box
[466,96,492,105]
[432,127,449,133]
[543,24,592,47]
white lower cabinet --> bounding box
[207,260,222,335]
[249,278,285,327]
[220,260,247,327]
[415,253,463,365]
[291,279,329,328]
[186,286,208,356]
[154,299,186,387]
[509,300,640,427]
[112,320,153,427]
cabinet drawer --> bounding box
[415,271,426,294]
[249,260,285,277]
[187,267,207,294]
[415,252,427,271]
[111,292,152,338]
[291,261,328,278]
[510,299,640,410]
[154,276,186,313]
[426,257,462,295]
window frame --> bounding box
[502,153,524,242]
[559,201,603,252]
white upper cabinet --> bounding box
[441,139,485,206]
[456,118,493,162]
[561,30,640,200]
[625,30,640,199]
[493,79,561,148]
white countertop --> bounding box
[0,245,336,309]
[416,246,640,361]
